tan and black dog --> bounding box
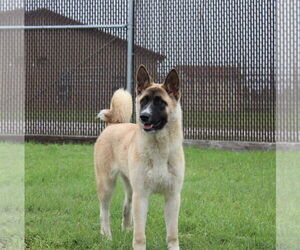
[94,65,185,250]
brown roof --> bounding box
[176,65,241,78]
[0,8,165,61]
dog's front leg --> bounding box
[164,193,181,250]
[132,192,149,250]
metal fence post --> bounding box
[126,0,134,93]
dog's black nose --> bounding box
[140,113,150,123]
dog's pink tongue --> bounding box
[143,124,153,130]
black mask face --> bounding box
[139,94,168,132]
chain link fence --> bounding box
[0,1,298,142]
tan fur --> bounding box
[94,68,184,250]
[97,88,132,124]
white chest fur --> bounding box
[137,132,182,194]
[144,158,176,194]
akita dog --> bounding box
[94,65,185,250]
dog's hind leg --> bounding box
[120,174,133,231]
[96,171,117,240]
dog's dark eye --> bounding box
[140,96,149,107]
[154,97,167,111]
[154,96,167,106]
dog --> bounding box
[94,65,185,250]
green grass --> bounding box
[0,143,24,249]
[25,143,275,249]
[276,151,300,249]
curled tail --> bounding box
[97,88,132,124]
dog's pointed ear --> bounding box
[163,69,180,100]
[136,65,151,95]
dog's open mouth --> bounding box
[142,121,162,132]
[143,124,154,131]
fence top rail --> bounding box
[0,24,127,30]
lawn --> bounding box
[0,143,24,249]
[25,143,275,249]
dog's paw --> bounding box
[100,228,112,240]
[122,223,133,232]
[168,246,179,250]
[168,239,180,250]
[133,243,146,250]
[133,237,146,250]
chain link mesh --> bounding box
[1,1,297,142]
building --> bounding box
[0,8,165,112]
[176,65,243,111]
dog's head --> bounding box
[135,65,181,132]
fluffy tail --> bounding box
[97,88,132,124]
